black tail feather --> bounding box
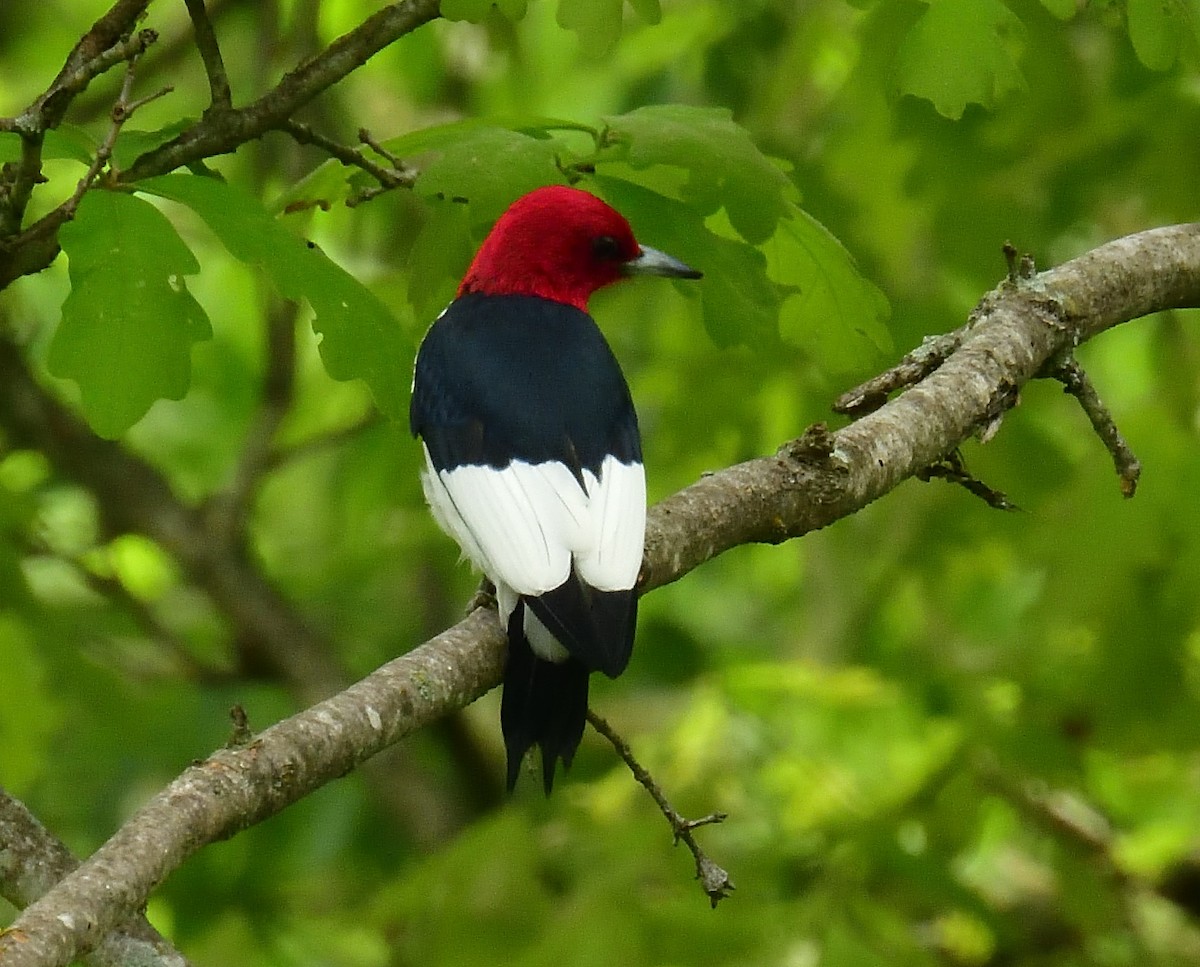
[526,577,637,678]
[501,604,590,793]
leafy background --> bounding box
[4,0,1200,964]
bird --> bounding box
[409,185,702,793]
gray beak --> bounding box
[622,245,702,280]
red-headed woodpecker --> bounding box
[410,185,702,792]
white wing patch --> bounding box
[421,444,645,609]
[577,455,646,592]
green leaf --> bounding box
[414,127,567,226]
[895,0,1027,119]
[603,105,792,244]
[407,199,475,321]
[595,175,786,349]
[0,125,96,165]
[1038,0,1078,18]
[270,157,353,215]
[768,209,892,371]
[111,120,194,171]
[138,174,412,419]
[50,190,211,438]
[440,0,528,22]
[382,117,582,158]
[1127,0,1183,71]
[594,172,888,366]
[627,0,663,22]
[557,0,625,54]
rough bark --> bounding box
[2,223,1198,967]
[0,789,192,967]
[4,4,1200,966]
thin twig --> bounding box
[21,27,160,130]
[279,120,415,206]
[183,0,232,111]
[59,59,170,221]
[357,126,404,167]
[60,62,140,213]
[586,709,734,907]
[0,25,159,237]
[119,0,443,185]
[1043,353,1141,497]
[916,449,1020,511]
[833,331,964,416]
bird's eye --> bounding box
[592,235,623,261]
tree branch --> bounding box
[182,0,232,112]
[203,298,299,550]
[0,0,440,291]
[643,224,1200,584]
[0,8,158,238]
[0,787,192,967]
[0,610,506,967]
[2,224,1198,967]
[0,0,156,135]
[119,0,441,184]
[279,120,415,202]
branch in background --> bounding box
[22,532,233,684]
[120,0,442,183]
[976,753,1200,924]
[3,224,1199,967]
[0,0,441,290]
[60,44,171,222]
[264,412,387,472]
[203,298,299,550]
[974,757,1119,868]
[0,787,192,967]
[0,11,158,237]
[586,710,733,907]
[0,333,342,705]
[0,609,506,967]
[182,0,232,112]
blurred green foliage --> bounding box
[3,0,1200,965]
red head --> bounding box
[458,185,700,311]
